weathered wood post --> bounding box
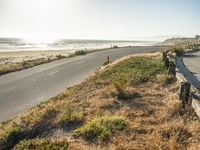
[107,56,110,63]
[162,51,167,62]
[163,50,170,68]
[168,62,176,76]
[165,57,170,69]
[179,82,191,107]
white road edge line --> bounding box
[77,61,85,65]
[0,87,16,94]
[48,71,59,76]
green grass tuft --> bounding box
[13,139,69,150]
[73,115,127,142]
[0,126,22,149]
[59,109,84,126]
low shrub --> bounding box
[75,50,87,56]
[73,115,128,142]
[13,139,69,150]
[113,76,130,99]
[59,110,84,126]
[156,74,176,85]
[56,54,66,59]
[21,61,32,68]
[0,126,22,149]
[170,47,184,56]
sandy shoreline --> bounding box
[0,46,117,64]
[0,47,119,75]
[0,50,72,64]
[0,46,159,75]
[0,46,126,64]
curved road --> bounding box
[0,46,165,122]
[182,51,200,90]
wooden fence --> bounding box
[163,51,200,118]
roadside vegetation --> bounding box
[170,47,185,56]
[161,35,200,49]
[0,56,66,76]
[162,35,200,55]
[73,115,127,142]
[13,139,69,150]
[0,45,121,76]
[68,50,87,58]
[58,108,84,126]
[0,52,199,149]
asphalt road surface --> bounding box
[0,46,165,122]
[182,51,200,90]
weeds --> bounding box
[75,50,87,55]
[0,58,52,75]
[170,47,184,56]
[1,53,198,149]
[59,110,84,126]
[0,126,22,149]
[56,54,66,59]
[13,139,69,150]
[73,115,128,142]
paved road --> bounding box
[183,51,200,81]
[0,46,165,122]
[176,52,200,90]
[177,52,200,90]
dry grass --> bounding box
[13,139,69,150]
[0,56,66,76]
[0,52,199,150]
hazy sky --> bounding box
[0,0,199,40]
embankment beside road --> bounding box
[0,52,199,150]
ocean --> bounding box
[0,38,156,52]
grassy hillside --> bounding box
[0,53,199,150]
[161,37,200,48]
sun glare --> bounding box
[24,36,57,44]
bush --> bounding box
[73,115,127,142]
[59,110,84,126]
[170,47,184,56]
[0,126,22,149]
[156,74,176,85]
[21,61,31,67]
[13,139,69,150]
[113,76,129,99]
[75,50,87,55]
[56,54,66,59]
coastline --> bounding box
[0,44,166,76]
[0,46,145,76]
[0,47,113,76]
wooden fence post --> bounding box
[165,57,170,68]
[107,56,110,63]
[162,51,167,62]
[168,62,176,76]
[179,82,191,107]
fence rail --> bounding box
[163,51,200,118]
